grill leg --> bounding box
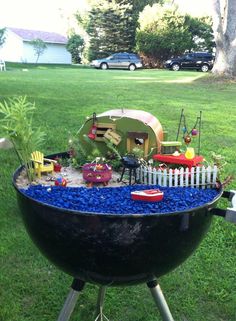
[147,280,175,321]
[57,279,85,321]
[94,286,110,321]
[133,168,139,184]
[129,168,132,185]
[118,167,126,182]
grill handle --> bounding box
[210,190,236,224]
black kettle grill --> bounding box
[118,154,141,185]
[13,153,236,321]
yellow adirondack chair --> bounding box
[31,151,56,178]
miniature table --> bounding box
[152,153,204,169]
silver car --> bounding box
[91,52,143,71]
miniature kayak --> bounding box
[131,189,164,202]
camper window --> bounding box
[135,138,144,145]
[127,132,148,140]
[95,123,116,141]
[127,132,149,155]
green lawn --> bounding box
[0,64,235,321]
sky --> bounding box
[175,0,212,16]
[0,0,212,36]
[0,0,88,35]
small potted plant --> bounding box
[53,156,62,172]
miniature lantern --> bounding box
[185,147,195,159]
[88,112,97,140]
[191,128,198,136]
[88,125,97,140]
[184,135,192,144]
[176,109,202,154]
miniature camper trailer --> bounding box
[77,109,164,158]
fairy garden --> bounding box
[1,96,231,215]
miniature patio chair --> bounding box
[31,151,56,178]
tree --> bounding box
[131,0,163,13]
[76,0,163,61]
[115,0,163,45]
[136,5,192,64]
[66,34,84,63]
[85,0,135,61]
[211,0,236,77]
[184,15,214,52]
[136,4,214,66]
[29,38,47,63]
[0,28,6,48]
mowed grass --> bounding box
[0,64,235,321]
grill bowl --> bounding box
[13,156,222,286]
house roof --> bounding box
[8,27,68,44]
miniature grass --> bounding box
[0,64,236,321]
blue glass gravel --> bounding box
[21,185,220,215]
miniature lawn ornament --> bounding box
[55,176,67,187]
[104,128,121,146]
[31,151,56,178]
[131,189,164,202]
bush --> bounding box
[136,4,214,65]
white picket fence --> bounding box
[136,165,218,188]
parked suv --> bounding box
[164,52,214,72]
[90,52,143,71]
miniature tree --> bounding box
[0,96,45,181]
[205,152,234,188]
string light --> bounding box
[176,109,202,155]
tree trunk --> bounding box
[211,0,236,77]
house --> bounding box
[77,109,164,158]
[0,27,71,64]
